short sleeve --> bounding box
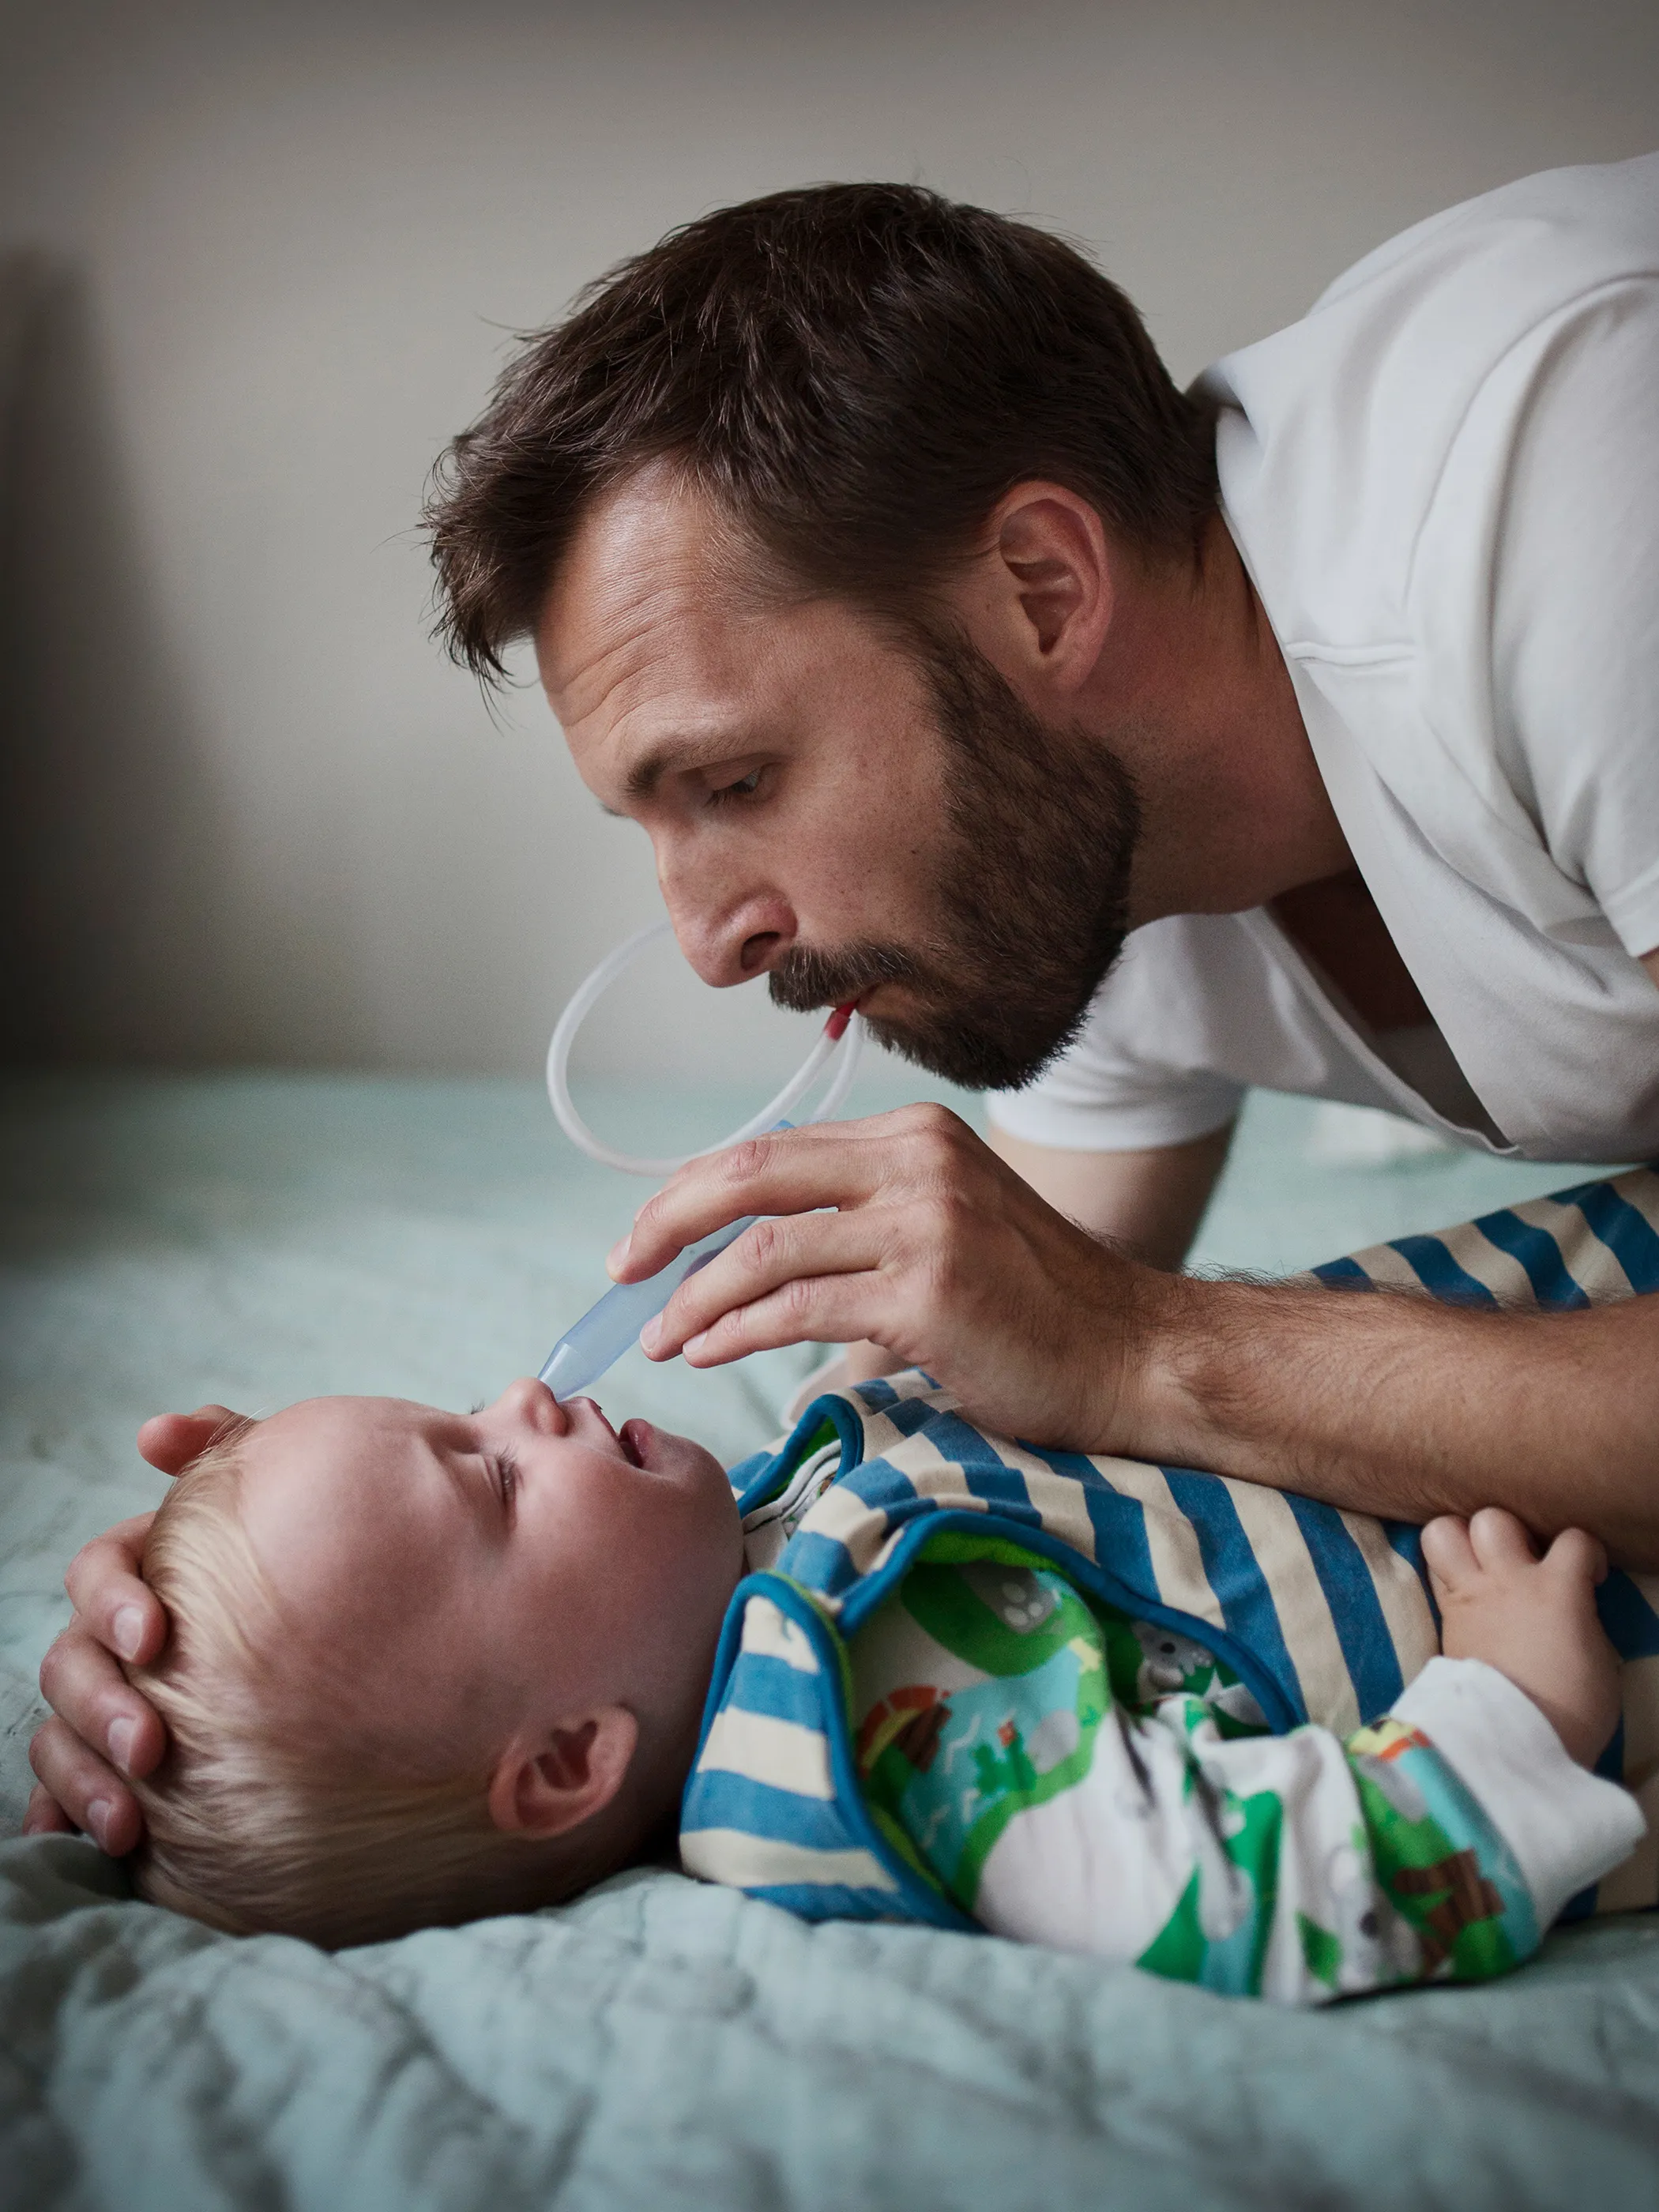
[1488,279,1659,958]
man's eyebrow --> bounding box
[622,741,683,803]
[623,734,750,803]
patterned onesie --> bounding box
[692,1398,1645,2005]
[852,1552,1537,1999]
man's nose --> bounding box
[666,889,796,990]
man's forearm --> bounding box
[619,1108,1659,1563]
[1124,1275,1659,1567]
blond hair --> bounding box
[129,1430,608,1947]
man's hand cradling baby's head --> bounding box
[125,1382,743,1947]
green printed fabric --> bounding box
[848,1556,1534,2003]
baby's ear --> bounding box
[487,1708,639,1839]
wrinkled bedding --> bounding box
[4,1071,1658,2211]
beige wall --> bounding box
[2,0,1655,1082]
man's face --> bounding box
[536,469,1138,1091]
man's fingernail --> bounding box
[639,1316,663,1355]
[685,1330,709,1359]
[607,1236,631,1274]
[87,1799,114,1852]
[107,1718,136,1774]
[112,1605,145,1661]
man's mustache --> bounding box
[767,941,933,1016]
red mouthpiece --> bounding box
[825,1003,856,1041]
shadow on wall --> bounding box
[0,252,209,1060]
[0,255,288,1065]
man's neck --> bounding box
[1091,514,1352,927]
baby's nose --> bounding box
[495,1376,565,1432]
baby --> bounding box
[126,1372,1646,1999]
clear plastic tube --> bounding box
[545,919,863,1176]
[536,924,867,1398]
[539,1115,815,1401]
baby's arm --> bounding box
[967,1514,1643,2002]
[973,1653,1635,2001]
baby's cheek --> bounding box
[358,1595,507,1756]
[657,1489,743,1640]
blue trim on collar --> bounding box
[685,1568,976,1936]
[729,1391,869,1517]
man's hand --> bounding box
[819,1120,1236,1398]
[617,1107,1160,1447]
[24,1405,243,1852]
[615,1110,1659,1567]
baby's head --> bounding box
[127,1381,742,1946]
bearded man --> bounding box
[28,156,1659,1853]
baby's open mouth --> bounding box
[578,1398,649,1469]
[618,1419,652,1469]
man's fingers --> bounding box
[614,1106,972,1281]
[137,1405,246,1476]
[45,1510,173,1853]
[38,1627,168,1780]
[26,1714,145,1856]
[62,1519,166,1665]
[615,1130,887,1281]
[678,1273,897,1371]
[645,1209,886,1359]
[21,1781,77,1838]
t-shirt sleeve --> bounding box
[1484,278,1659,959]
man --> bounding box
[28,156,1659,1853]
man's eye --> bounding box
[707,769,764,808]
[495,1452,519,1514]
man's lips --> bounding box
[847,978,934,1024]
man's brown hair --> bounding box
[425,182,1217,679]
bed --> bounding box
[5,1070,1658,2210]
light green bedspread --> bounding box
[5,1072,1659,2211]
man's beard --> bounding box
[769,625,1142,1091]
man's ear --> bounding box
[487,1706,640,1840]
[978,481,1116,688]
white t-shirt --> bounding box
[990,155,1659,1164]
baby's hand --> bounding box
[1421,1508,1621,1767]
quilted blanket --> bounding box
[4,1072,1657,2211]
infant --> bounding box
[126,1373,1646,1999]
[130,1383,738,1945]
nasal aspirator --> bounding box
[536,937,864,1402]
[537,1209,762,1401]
